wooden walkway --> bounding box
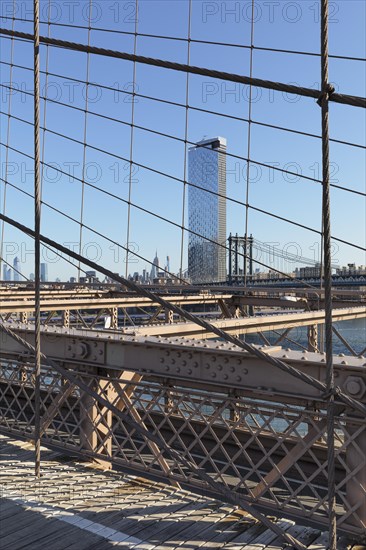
[0,436,361,549]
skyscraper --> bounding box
[40,262,48,282]
[2,265,12,281]
[188,137,227,283]
[13,257,21,282]
[150,251,159,280]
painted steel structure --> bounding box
[0,1,365,548]
[0,321,365,542]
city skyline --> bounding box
[0,1,364,281]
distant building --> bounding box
[336,264,366,276]
[80,270,99,284]
[40,263,48,282]
[298,264,323,278]
[13,257,21,282]
[150,251,159,280]
[188,137,227,283]
[3,265,12,281]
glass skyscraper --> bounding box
[40,262,48,282]
[13,257,20,282]
[188,137,227,283]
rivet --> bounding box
[236,376,241,382]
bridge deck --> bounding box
[0,436,360,550]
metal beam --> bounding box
[123,307,366,339]
[1,322,365,404]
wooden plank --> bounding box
[228,519,294,550]
[1,512,63,549]
[126,502,222,548]
[137,503,222,549]
[218,521,267,549]
[129,500,212,548]
[307,532,330,549]
[265,524,321,549]
[0,501,32,532]
[117,498,200,543]
[162,507,237,549]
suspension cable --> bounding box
[0,28,365,108]
[1,15,365,62]
[32,0,41,480]
[1,138,364,254]
[1,85,364,197]
[1,59,364,151]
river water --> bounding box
[244,317,366,356]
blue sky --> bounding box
[0,0,365,281]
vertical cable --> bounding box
[319,0,336,547]
[40,0,51,202]
[125,0,139,279]
[179,0,192,279]
[319,220,325,352]
[0,0,16,279]
[243,0,255,286]
[33,0,41,479]
[78,0,93,281]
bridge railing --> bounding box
[0,355,365,536]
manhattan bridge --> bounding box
[0,2,365,549]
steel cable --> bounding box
[32,0,41,480]
[319,1,337,546]
[0,28,365,108]
[1,59,364,151]
[0,210,365,420]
